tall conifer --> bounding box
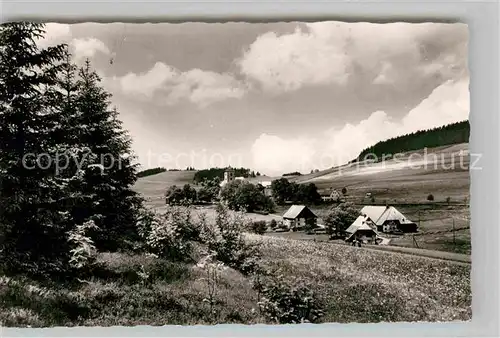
[0,22,71,275]
[74,60,142,251]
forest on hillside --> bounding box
[355,120,470,162]
[137,167,167,178]
[193,167,260,183]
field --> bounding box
[134,170,196,208]
[0,232,471,326]
[133,143,471,255]
[294,143,470,204]
[134,143,470,208]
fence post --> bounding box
[413,235,419,248]
[453,217,456,249]
[418,207,421,230]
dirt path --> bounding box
[359,244,471,265]
[266,231,471,265]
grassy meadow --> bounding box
[0,231,471,327]
[0,146,465,327]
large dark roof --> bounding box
[283,205,317,219]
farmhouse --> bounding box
[282,205,317,231]
[321,189,341,202]
[360,205,418,233]
[345,219,378,243]
[258,181,273,196]
[346,215,370,234]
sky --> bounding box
[37,21,469,175]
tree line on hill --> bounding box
[270,178,321,205]
[282,171,302,176]
[354,120,470,162]
[137,167,167,177]
[165,176,324,213]
[193,167,260,183]
[0,23,144,279]
[137,166,198,178]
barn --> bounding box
[345,219,378,243]
[282,205,317,231]
[321,189,341,202]
[360,205,418,233]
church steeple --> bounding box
[224,166,235,182]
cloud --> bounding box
[118,62,177,98]
[108,62,247,108]
[250,77,469,174]
[250,134,316,174]
[36,23,72,48]
[238,21,468,93]
[71,38,111,61]
[238,26,350,93]
[401,78,469,131]
[372,61,395,85]
[35,24,110,64]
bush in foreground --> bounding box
[139,206,199,261]
[198,204,260,275]
[249,221,268,235]
[256,273,324,324]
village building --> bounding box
[219,167,247,187]
[345,216,378,243]
[282,205,317,231]
[219,167,235,188]
[346,215,370,234]
[321,189,341,202]
[258,180,273,197]
[360,205,418,233]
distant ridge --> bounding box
[137,167,167,178]
[354,120,469,162]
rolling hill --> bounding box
[355,120,469,162]
[134,170,197,207]
[294,143,469,204]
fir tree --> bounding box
[74,60,142,251]
[48,47,101,268]
[0,22,72,276]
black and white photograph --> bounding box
[0,21,471,327]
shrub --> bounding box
[67,220,99,273]
[250,221,267,235]
[165,184,197,206]
[198,204,260,275]
[427,194,435,201]
[341,187,347,195]
[256,274,324,324]
[269,219,278,230]
[145,206,197,261]
[196,253,228,323]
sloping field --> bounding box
[246,234,471,323]
[296,143,470,203]
[134,170,196,207]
